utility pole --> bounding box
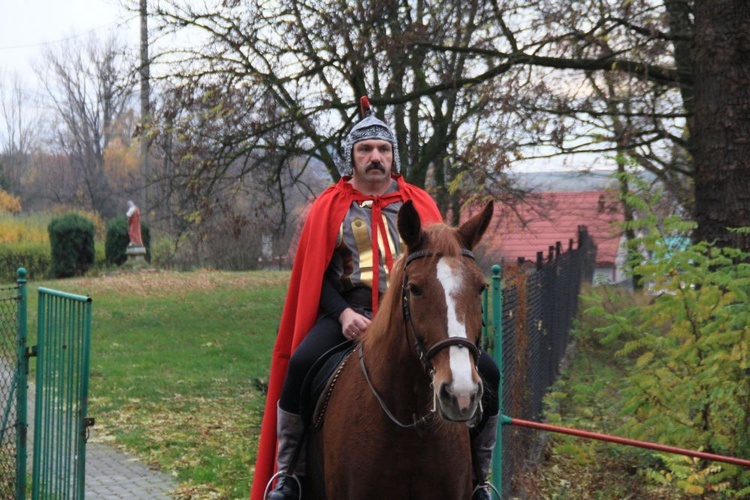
[139,0,151,222]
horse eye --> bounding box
[409,285,423,297]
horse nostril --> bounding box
[440,382,452,402]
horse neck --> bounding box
[360,308,432,416]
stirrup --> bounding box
[263,470,302,500]
[472,480,501,499]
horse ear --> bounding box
[398,200,424,250]
[458,201,494,250]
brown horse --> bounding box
[307,200,494,499]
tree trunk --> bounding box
[140,0,151,221]
[692,1,750,251]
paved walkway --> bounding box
[27,383,178,499]
[85,440,177,499]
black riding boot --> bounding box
[266,405,305,500]
[471,413,500,500]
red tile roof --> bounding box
[477,191,625,266]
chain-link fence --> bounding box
[0,284,20,499]
[493,226,596,497]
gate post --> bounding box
[16,268,28,500]
[489,265,503,495]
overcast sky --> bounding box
[0,0,139,81]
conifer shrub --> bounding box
[48,214,95,278]
[105,215,151,266]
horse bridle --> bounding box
[358,248,483,430]
[401,248,482,370]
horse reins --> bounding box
[359,248,482,430]
[358,345,437,430]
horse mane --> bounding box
[363,222,465,345]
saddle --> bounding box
[299,340,355,429]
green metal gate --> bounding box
[0,269,94,499]
[30,285,93,499]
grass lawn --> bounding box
[25,269,289,499]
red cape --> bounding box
[250,175,442,499]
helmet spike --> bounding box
[360,96,372,118]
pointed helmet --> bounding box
[340,96,401,176]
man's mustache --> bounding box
[366,162,386,172]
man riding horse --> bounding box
[251,97,500,500]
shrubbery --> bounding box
[546,173,750,497]
[603,233,750,496]
[0,243,51,282]
[105,216,151,266]
[48,214,95,278]
[0,211,109,281]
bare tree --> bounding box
[0,72,42,194]
[147,0,750,250]
[37,34,137,218]
[480,0,749,250]
[143,82,330,268]
[147,0,518,220]
[139,0,152,220]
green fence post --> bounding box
[483,281,489,342]
[490,264,503,496]
[31,289,44,500]
[16,268,28,500]
[76,293,92,499]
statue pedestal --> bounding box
[125,245,148,270]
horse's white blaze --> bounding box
[436,258,477,406]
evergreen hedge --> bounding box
[48,214,95,278]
